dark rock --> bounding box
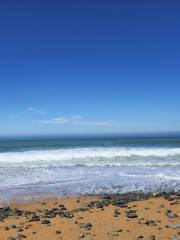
[94,202,103,208]
[111,198,128,207]
[126,209,137,214]
[58,204,65,208]
[114,209,121,217]
[126,212,138,218]
[3,207,10,211]
[10,224,17,228]
[41,219,51,224]
[81,223,92,229]
[56,231,61,234]
[136,236,144,240]
[164,194,176,201]
[145,220,157,226]
[16,234,27,239]
[13,209,23,216]
[78,208,89,212]
[170,201,178,205]
[30,214,40,221]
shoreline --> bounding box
[0,192,179,240]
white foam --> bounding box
[0,147,180,167]
[0,146,180,198]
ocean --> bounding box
[0,136,180,200]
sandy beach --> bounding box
[0,193,179,240]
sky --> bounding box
[0,0,180,136]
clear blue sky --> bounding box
[0,0,180,136]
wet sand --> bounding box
[0,193,180,240]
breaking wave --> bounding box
[0,147,180,167]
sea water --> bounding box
[0,137,179,199]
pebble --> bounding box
[79,232,85,238]
[148,236,155,240]
[166,210,177,218]
[72,220,78,224]
[16,234,27,239]
[31,214,40,221]
[145,220,157,226]
[81,223,92,229]
[136,236,144,240]
[41,219,51,224]
[10,224,17,228]
[126,212,138,218]
[114,209,121,217]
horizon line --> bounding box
[1,131,180,141]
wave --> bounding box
[0,147,180,166]
[0,146,180,199]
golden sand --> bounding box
[0,195,179,240]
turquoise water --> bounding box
[0,137,179,199]
[1,137,180,152]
